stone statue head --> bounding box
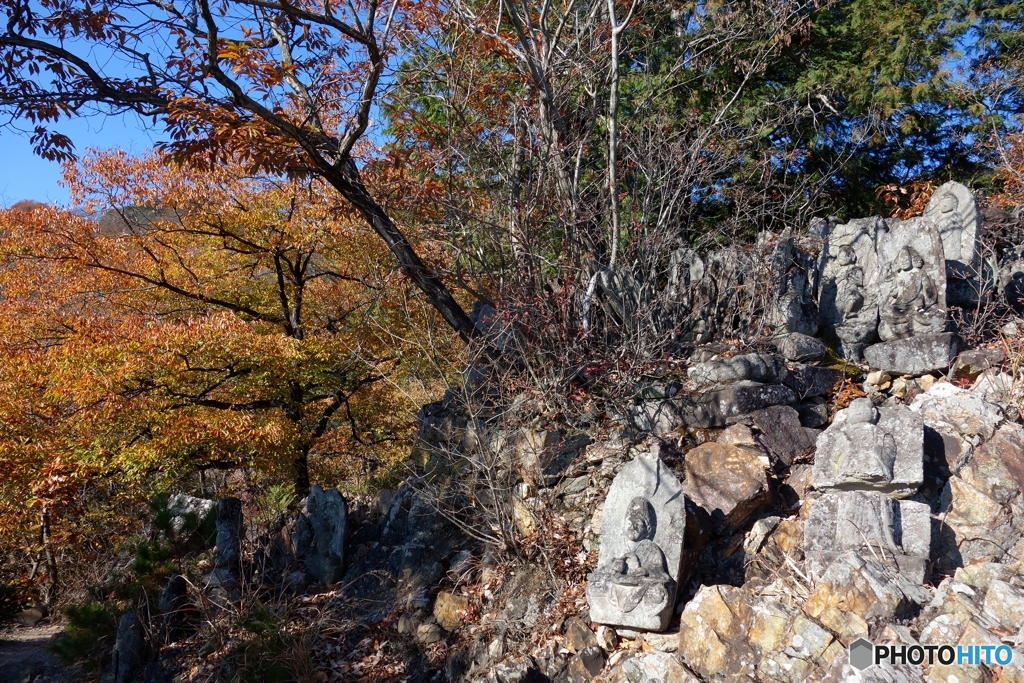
[895,247,914,272]
[909,247,924,269]
[623,497,656,542]
[939,193,958,214]
[845,397,879,425]
[837,245,857,267]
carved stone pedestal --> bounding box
[863,332,961,376]
[805,491,931,584]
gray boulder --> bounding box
[109,610,150,683]
[783,364,843,399]
[630,400,683,435]
[675,382,798,429]
[293,485,347,584]
[208,497,243,593]
[166,493,216,537]
[688,353,786,389]
[863,332,961,376]
[774,333,826,362]
[751,405,816,467]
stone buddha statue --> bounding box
[588,496,672,617]
[834,398,898,486]
[880,246,941,340]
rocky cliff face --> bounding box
[96,190,1024,683]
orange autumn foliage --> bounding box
[0,150,458,603]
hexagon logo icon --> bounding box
[849,638,874,670]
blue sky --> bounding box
[0,113,162,207]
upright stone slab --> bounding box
[819,213,949,359]
[293,485,347,584]
[587,449,686,632]
[766,234,819,336]
[109,609,150,683]
[804,491,931,584]
[812,398,924,498]
[923,181,981,278]
[209,497,242,593]
[818,217,883,360]
[874,216,947,342]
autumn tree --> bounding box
[0,150,456,505]
[0,0,476,340]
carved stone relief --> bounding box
[923,181,981,278]
[587,450,686,632]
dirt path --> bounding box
[0,624,64,683]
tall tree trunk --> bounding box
[293,447,311,498]
[286,383,312,497]
[325,159,476,343]
[39,507,58,606]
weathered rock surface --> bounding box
[293,485,347,585]
[208,497,242,593]
[775,332,826,362]
[587,449,686,632]
[564,617,599,654]
[804,491,931,584]
[107,610,150,683]
[864,332,961,376]
[783,364,844,399]
[688,353,787,389]
[933,422,1024,570]
[629,401,683,435]
[767,233,821,337]
[751,405,816,467]
[803,551,931,638]
[166,493,216,538]
[435,591,471,631]
[598,651,699,682]
[954,347,1005,379]
[910,383,1005,444]
[515,428,565,486]
[677,584,846,682]
[675,382,798,428]
[683,442,772,531]
[812,399,924,497]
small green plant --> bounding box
[230,602,301,683]
[48,601,121,670]
[253,484,297,527]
